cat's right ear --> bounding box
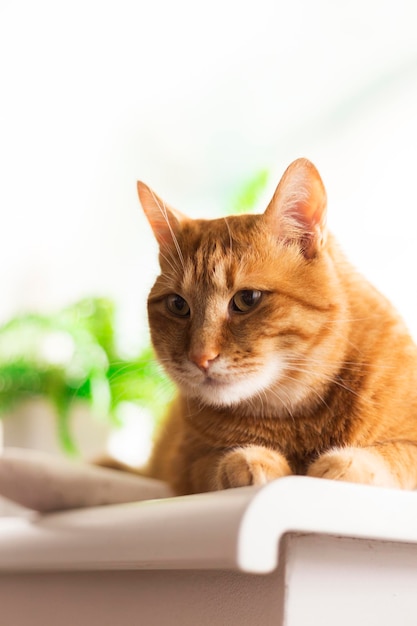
[264,158,327,259]
[137,181,186,247]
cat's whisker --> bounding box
[320,324,368,358]
[284,362,358,393]
[158,249,183,278]
[282,363,381,408]
[149,189,186,271]
[261,386,297,423]
[185,405,204,420]
[289,354,397,373]
[279,372,332,413]
[323,314,390,325]
[107,363,149,383]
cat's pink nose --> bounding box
[189,351,219,373]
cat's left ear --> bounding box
[137,181,187,247]
[264,158,327,259]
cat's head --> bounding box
[137,158,344,411]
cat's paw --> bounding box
[215,445,292,490]
[307,447,399,488]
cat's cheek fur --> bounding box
[214,445,293,489]
[307,447,401,488]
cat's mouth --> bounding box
[195,375,232,394]
[179,357,286,407]
[202,376,225,387]
[175,367,246,405]
[197,377,248,406]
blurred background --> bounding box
[1,0,417,462]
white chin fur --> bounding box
[188,358,284,407]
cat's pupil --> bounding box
[231,290,262,313]
[166,294,190,317]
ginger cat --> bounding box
[136,158,417,495]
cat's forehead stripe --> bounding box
[177,220,243,292]
[182,250,231,293]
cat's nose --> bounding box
[189,350,219,373]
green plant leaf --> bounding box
[229,169,269,214]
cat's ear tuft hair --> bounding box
[264,158,327,259]
[137,181,187,247]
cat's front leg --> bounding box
[307,444,417,489]
[215,445,293,490]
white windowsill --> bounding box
[0,476,416,574]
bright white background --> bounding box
[1,0,417,347]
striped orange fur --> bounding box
[135,158,417,494]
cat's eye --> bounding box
[166,294,190,317]
[231,290,262,313]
